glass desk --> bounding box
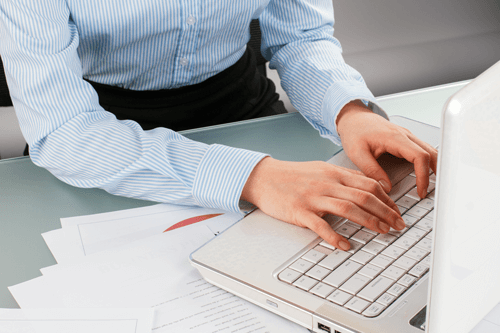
[0,81,467,308]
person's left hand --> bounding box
[336,100,438,198]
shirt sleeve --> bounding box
[259,0,388,146]
[0,0,267,214]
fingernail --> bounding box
[339,241,350,251]
[395,218,406,230]
[378,221,390,233]
[379,180,391,193]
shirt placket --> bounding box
[174,0,199,86]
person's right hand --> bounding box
[241,157,406,251]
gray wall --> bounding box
[333,0,500,96]
[271,0,500,108]
[3,0,500,158]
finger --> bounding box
[337,172,401,216]
[347,145,392,193]
[407,133,439,175]
[387,137,431,198]
[304,212,351,250]
[331,185,406,230]
[319,197,393,234]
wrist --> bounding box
[336,100,372,138]
[240,156,274,206]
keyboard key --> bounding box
[415,238,433,252]
[389,175,417,201]
[345,297,371,313]
[397,205,408,215]
[382,244,407,259]
[358,263,383,279]
[388,227,408,237]
[357,276,394,302]
[318,249,351,270]
[373,233,398,246]
[425,209,435,220]
[293,275,318,291]
[319,240,336,251]
[416,198,434,210]
[427,182,436,193]
[289,259,315,273]
[392,256,417,271]
[429,173,436,183]
[344,220,362,229]
[405,247,429,261]
[376,293,396,306]
[381,265,406,280]
[306,265,332,281]
[401,214,419,227]
[398,274,417,287]
[340,273,372,294]
[404,227,428,241]
[362,227,378,235]
[351,230,376,244]
[350,250,375,265]
[425,230,433,240]
[393,236,418,250]
[347,239,364,254]
[302,249,326,264]
[407,206,430,219]
[323,260,362,288]
[363,240,387,255]
[421,255,432,266]
[427,190,435,199]
[327,289,352,305]
[335,224,359,238]
[363,302,386,317]
[408,263,429,278]
[314,245,334,256]
[406,187,420,200]
[396,195,418,209]
[369,254,394,269]
[324,215,346,229]
[278,268,302,283]
[310,282,335,298]
[387,283,406,297]
[414,218,433,231]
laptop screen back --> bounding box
[427,60,500,333]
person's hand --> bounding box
[336,100,438,198]
[241,157,406,251]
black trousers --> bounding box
[24,48,287,155]
[87,47,287,131]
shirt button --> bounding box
[186,16,197,25]
[179,58,189,66]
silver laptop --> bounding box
[190,60,500,333]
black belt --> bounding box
[85,47,287,131]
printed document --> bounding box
[0,308,153,333]
[12,224,308,333]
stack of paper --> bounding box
[0,308,153,333]
[6,203,309,333]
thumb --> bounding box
[350,148,392,193]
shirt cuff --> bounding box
[192,144,268,214]
[321,81,389,146]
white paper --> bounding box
[12,224,308,333]
[0,308,153,333]
[43,204,241,263]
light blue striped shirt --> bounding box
[0,0,383,213]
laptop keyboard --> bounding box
[277,172,435,318]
